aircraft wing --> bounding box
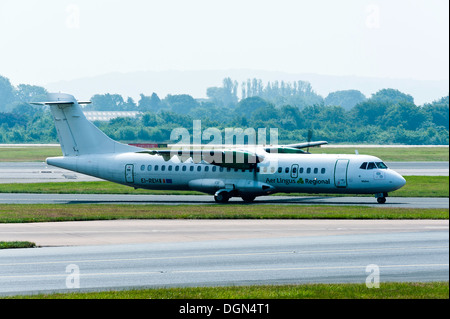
[138,149,264,169]
[30,101,91,106]
[284,141,328,149]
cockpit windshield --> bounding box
[367,162,377,169]
[360,162,388,170]
[375,162,388,169]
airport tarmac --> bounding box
[0,220,448,295]
[0,161,448,184]
[0,160,447,296]
[0,193,448,208]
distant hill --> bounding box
[44,69,449,105]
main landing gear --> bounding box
[214,190,256,203]
[214,190,230,203]
[375,192,388,204]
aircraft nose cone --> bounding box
[391,171,406,190]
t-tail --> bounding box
[32,93,142,156]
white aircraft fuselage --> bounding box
[35,93,406,204]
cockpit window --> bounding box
[367,162,377,170]
[360,162,367,169]
[376,162,388,169]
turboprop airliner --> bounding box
[32,93,406,204]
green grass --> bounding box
[6,282,449,299]
[0,176,447,197]
[309,146,449,162]
[0,181,204,195]
[392,176,449,197]
[0,146,448,162]
[0,204,447,223]
[0,147,62,162]
[0,241,36,249]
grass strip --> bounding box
[0,176,447,197]
[309,146,449,162]
[1,146,448,162]
[0,241,36,249]
[0,147,62,162]
[6,282,449,299]
[0,204,447,223]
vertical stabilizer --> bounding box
[33,93,143,156]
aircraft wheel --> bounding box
[214,192,230,203]
[377,197,386,204]
[241,195,256,203]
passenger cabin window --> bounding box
[161,165,166,171]
[190,166,194,172]
[278,167,282,173]
[292,167,297,174]
[147,165,152,171]
[175,166,179,171]
[314,168,318,174]
[306,168,311,174]
[285,167,289,173]
[300,168,304,174]
[197,166,202,172]
[154,165,159,171]
[140,165,145,171]
[321,168,326,174]
[168,165,172,171]
[205,166,209,172]
[360,162,367,170]
[182,166,187,171]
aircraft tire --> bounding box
[241,195,256,203]
[214,192,230,203]
[377,197,386,204]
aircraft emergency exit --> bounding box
[32,93,406,204]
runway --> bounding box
[0,220,448,296]
[0,161,448,184]
[0,193,447,208]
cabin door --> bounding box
[125,164,134,183]
[290,164,299,178]
[334,159,349,188]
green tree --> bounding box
[279,105,305,130]
[90,94,126,111]
[164,94,199,114]
[234,96,272,119]
[371,88,414,104]
[14,84,48,103]
[381,102,428,130]
[324,90,366,110]
[423,96,449,129]
[0,75,15,112]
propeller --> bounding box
[307,129,313,153]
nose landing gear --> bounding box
[375,192,388,204]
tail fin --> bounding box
[32,93,143,156]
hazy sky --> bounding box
[0,0,448,86]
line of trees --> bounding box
[0,75,448,145]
